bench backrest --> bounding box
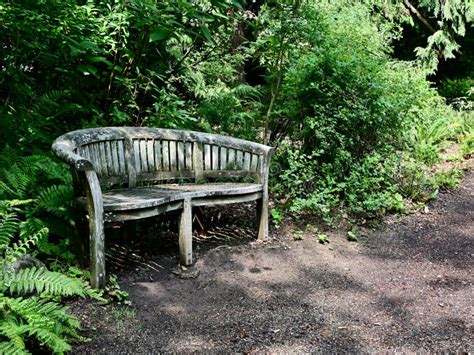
[52,127,274,188]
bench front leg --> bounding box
[179,198,193,266]
[257,192,269,240]
[84,170,106,288]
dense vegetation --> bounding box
[0,0,472,352]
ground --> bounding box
[71,168,473,353]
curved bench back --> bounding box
[52,127,274,188]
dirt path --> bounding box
[72,169,473,353]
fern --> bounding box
[3,267,84,298]
[36,185,73,219]
[1,296,81,354]
[0,212,20,249]
[0,340,27,355]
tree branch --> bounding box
[403,0,436,34]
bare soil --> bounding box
[71,168,473,353]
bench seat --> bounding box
[75,183,263,212]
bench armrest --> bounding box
[52,141,94,171]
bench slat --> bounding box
[147,139,154,172]
[227,148,235,170]
[212,145,219,170]
[117,140,126,175]
[236,150,243,170]
[178,141,185,171]
[243,152,251,171]
[170,140,177,172]
[220,146,227,170]
[251,154,259,171]
[154,140,162,172]
[162,140,170,171]
[110,140,119,175]
[185,142,192,171]
[204,144,211,171]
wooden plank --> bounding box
[53,126,274,157]
[110,140,119,175]
[177,141,185,171]
[154,140,162,171]
[220,146,227,171]
[117,140,126,174]
[227,148,235,170]
[251,154,259,171]
[192,192,262,207]
[236,150,244,170]
[133,139,141,173]
[124,138,136,187]
[202,170,258,179]
[193,142,203,182]
[104,141,113,175]
[162,140,170,171]
[203,144,211,171]
[212,145,219,170]
[138,139,146,173]
[84,170,106,288]
[185,142,192,170]
[179,198,193,266]
[169,140,177,172]
[98,142,108,176]
[105,201,183,222]
[243,152,251,171]
[257,151,270,241]
[147,139,154,172]
[90,143,100,176]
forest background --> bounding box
[0,0,472,353]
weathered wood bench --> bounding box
[52,127,274,288]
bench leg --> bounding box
[257,196,269,241]
[179,198,193,266]
[85,170,106,289]
[88,212,106,288]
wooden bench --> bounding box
[52,127,274,288]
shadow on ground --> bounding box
[72,171,473,353]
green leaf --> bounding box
[200,25,212,43]
[149,29,170,42]
[230,0,243,10]
[77,64,97,77]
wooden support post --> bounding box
[257,195,268,240]
[257,154,269,241]
[85,170,106,288]
[179,198,193,266]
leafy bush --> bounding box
[268,2,468,222]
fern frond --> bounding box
[4,267,84,297]
[231,84,262,99]
[0,211,20,249]
[19,217,47,239]
[36,185,73,219]
[3,228,48,264]
[0,320,27,352]
[0,340,27,355]
[3,296,80,354]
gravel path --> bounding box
[72,169,473,353]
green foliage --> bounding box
[318,234,329,244]
[293,230,304,241]
[347,231,358,242]
[269,2,468,223]
[0,152,75,261]
[0,202,86,354]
